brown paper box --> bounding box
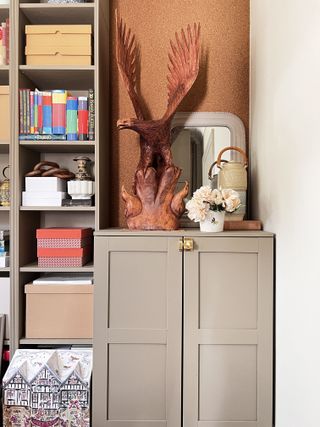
[25,284,93,339]
[25,24,92,66]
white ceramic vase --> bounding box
[200,211,225,232]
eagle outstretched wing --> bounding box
[163,23,201,121]
[116,12,144,120]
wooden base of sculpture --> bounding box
[122,166,189,230]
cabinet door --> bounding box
[184,237,273,427]
[93,236,182,427]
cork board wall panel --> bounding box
[110,0,249,226]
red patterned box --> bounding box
[38,255,91,268]
[37,237,92,248]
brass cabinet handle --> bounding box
[178,238,194,251]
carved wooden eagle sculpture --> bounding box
[116,13,201,230]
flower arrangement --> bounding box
[186,186,241,231]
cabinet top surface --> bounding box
[95,228,274,238]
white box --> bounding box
[25,177,66,192]
[0,277,10,339]
[0,255,9,268]
[22,192,66,206]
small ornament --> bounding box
[0,166,10,207]
[73,156,93,181]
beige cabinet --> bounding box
[93,230,274,427]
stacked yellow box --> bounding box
[25,24,92,66]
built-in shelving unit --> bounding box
[8,0,109,353]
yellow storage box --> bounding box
[25,284,93,338]
[0,86,9,141]
[25,24,92,66]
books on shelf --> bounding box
[0,19,9,66]
[36,228,93,268]
[19,88,95,141]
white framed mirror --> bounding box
[171,112,246,195]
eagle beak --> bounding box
[117,119,132,130]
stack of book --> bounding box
[22,176,67,207]
[0,19,9,66]
[19,89,95,141]
[36,228,93,268]
[0,229,9,268]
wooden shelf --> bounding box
[4,338,9,346]
[20,140,95,153]
[20,261,94,273]
[0,267,10,272]
[19,66,95,89]
[20,206,95,211]
[19,337,92,345]
[0,206,10,211]
[20,3,94,25]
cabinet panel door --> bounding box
[184,237,273,427]
[93,237,182,427]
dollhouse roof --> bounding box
[3,349,92,386]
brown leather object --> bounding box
[25,161,75,180]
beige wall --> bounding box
[250,1,320,425]
[110,0,249,226]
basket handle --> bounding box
[217,146,248,168]
[208,159,228,181]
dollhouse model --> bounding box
[2,349,92,427]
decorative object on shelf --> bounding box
[3,349,92,427]
[116,13,201,230]
[24,162,75,207]
[186,186,241,232]
[0,165,10,207]
[215,146,248,221]
[25,161,75,179]
[67,156,95,201]
[224,220,262,231]
[48,0,85,3]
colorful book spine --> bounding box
[22,89,27,134]
[26,88,30,134]
[19,89,23,134]
[38,91,43,133]
[42,91,52,134]
[88,89,95,141]
[5,18,9,65]
[66,96,78,141]
[0,28,4,66]
[34,90,38,134]
[2,22,6,66]
[78,96,88,141]
[30,91,34,134]
[52,90,67,134]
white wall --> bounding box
[250,1,320,426]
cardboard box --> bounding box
[25,25,92,66]
[25,284,93,338]
[0,86,9,141]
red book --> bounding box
[37,246,92,258]
[5,18,9,65]
[36,228,93,239]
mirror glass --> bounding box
[171,126,231,194]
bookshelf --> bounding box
[8,0,109,352]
